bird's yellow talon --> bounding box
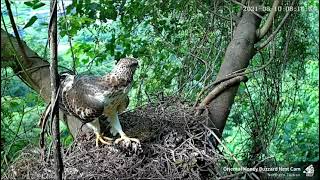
[102,136,113,141]
[96,133,113,147]
[114,135,140,145]
[100,133,113,141]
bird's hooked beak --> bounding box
[132,61,139,68]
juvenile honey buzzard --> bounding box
[60,58,139,148]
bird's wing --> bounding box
[61,75,107,123]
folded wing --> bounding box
[61,75,106,123]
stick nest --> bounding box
[3,98,230,179]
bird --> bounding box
[60,58,140,148]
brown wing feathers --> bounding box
[61,76,105,123]
[60,58,138,124]
[61,75,130,123]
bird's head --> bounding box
[116,58,139,70]
[112,58,139,79]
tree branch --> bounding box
[256,0,296,50]
[193,53,273,108]
[256,7,291,50]
[256,0,281,39]
[4,0,39,90]
[49,0,63,179]
[196,76,248,115]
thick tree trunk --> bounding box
[207,1,263,137]
[1,28,87,137]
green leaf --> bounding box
[32,2,45,9]
[23,16,38,29]
[82,58,89,64]
[24,1,34,7]
[24,0,45,9]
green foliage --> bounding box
[1,94,43,174]
[270,60,319,163]
[0,70,71,174]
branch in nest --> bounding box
[196,76,248,115]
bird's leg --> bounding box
[87,119,113,147]
[110,114,140,147]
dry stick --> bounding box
[39,85,61,147]
[49,0,63,179]
[39,102,51,138]
[196,76,248,115]
[4,0,39,90]
[256,0,281,39]
[256,0,295,50]
[202,125,255,178]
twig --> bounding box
[253,157,273,168]
[39,102,52,149]
[61,0,77,74]
[237,0,247,18]
[197,1,233,22]
[203,125,255,180]
[203,125,242,166]
[1,105,26,168]
[244,83,259,123]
